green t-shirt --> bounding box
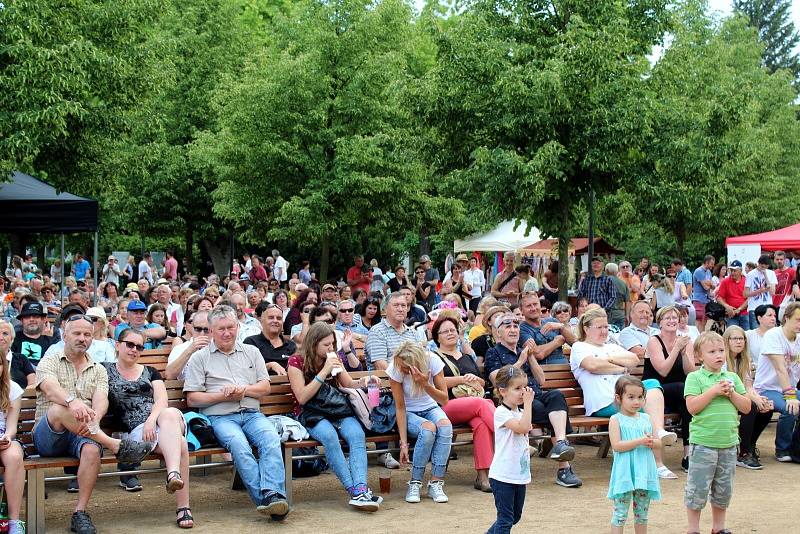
[684,367,746,448]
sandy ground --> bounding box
[38,425,797,533]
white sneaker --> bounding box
[427,480,449,503]
[656,465,678,479]
[405,480,422,503]
[379,452,400,469]
[657,429,678,446]
[348,492,379,512]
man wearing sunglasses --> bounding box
[485,313,583,488]
[165,310,210,380]
[335,299,368,338]
[243,302,295,375]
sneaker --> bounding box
[405,480,422,503]
[8,519,26,534]
[119,475,143,492]
[379,452,400,469]
[681,456,689,472]
[365,490,383,506]
[348,492,380,512]
[67,479,79,493]
[656,429,678,446]
[736,453,763,470]
[427,480,449,503]
[555,467,582,488]
[549,440,576,462]
[257,493,290,520]
[70,511,97,534]
[656,465,678,479]
[775,450,792,462]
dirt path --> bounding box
[40,426,796,533]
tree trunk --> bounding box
[419,228,431,258]
[675,222,686,260]
[9,233,26,258]
[202,237,231,277]
[557,204,571,301]
[185,223,194,273]
[320,234,331,282]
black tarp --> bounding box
[0,171,98,233]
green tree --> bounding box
[608,4,800,263]
[419,0,671,297]
[734,0,800,83]
[195,0,458,280]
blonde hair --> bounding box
[393,342,431,397]
[577,307,608,341]
[693,331,724,358]
[0,322,13,412]
[723,326,751,382]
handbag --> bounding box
[298,381,354,428]
[341,387,373,430]
[437,351,484,398]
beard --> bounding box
[23,323,42,336]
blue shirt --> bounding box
[676,267,692,289]
[73,259,90,281]
[484,342,542,393]
[335,315,369,336]
[519,318,566,364]
[114,322,161,349]
[692,266,712,304]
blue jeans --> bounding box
[308,417,367,496]
[761,390,797,452]
[725,314,750,330]
[406,406,452,481]
[487,478,526,534]
[209,410,285,504]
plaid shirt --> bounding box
[578,274,617,310]
[34,351,108,422]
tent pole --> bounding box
[60,234,65,299]
[93,231,99,306]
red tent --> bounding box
[725,223,800,251]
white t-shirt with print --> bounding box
[489,405,531,485]
[745,269,771,311]
[570,341,626,416]
[386,353,444,412]
[0,381,24,434]
[753,326,800,394]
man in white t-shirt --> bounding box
[272,250,288,287]
[744,255,775,329]
[462,256,486,314]
[138,254,154,285]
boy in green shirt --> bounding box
[683,332,751,534]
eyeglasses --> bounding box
[339,308,354,313]
[121,340,145,352]
[193,326,210,334]
[438,328,458,335]
[588,324,609,330]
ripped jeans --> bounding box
[405,406,452,481]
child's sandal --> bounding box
[712,530,732,534]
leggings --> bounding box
[661,381,691,446]
[611,490,651,526]
[738,400,773,455]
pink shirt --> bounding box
[164,257,178,280]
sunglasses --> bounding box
[66,314,94,324]
[122,340,145,352]
[193,326,210,334]
[500,319,520,328]
[339,308,355,313]
[302,308,315,314]
[321,318,335,324]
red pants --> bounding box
[442,397,495,470]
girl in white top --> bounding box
[0,339,26,534]
[486,365,532,533]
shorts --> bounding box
[684,444,736,510]
[693,301,706,322]
[127,417,188,451]
[33,415,102,459]
[592,379,662,417]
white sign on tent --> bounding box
[727,244,761,266]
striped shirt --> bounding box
[365,319,419,367]
[684,367,745,448]
[34,351,109,422]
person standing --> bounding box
[272,250,289,288]
[578,257,617,316]
[102,256,121,286]
[691,255,715,332]
[164,251,179,282]
[419,255,440,310]
[138,254,155,285]
[606,263,630,330]
[463,256,486,314]
[491,252,523,306]
[772,250,795,308]
[744,255,774,330]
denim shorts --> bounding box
[33,415,102,459]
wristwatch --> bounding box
[64,395,75,406]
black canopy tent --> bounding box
[0,171,100,298]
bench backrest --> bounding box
[539,362,645,417]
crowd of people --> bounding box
[0,248,798,533]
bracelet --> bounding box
[399,443,409,449]
[784,395,797,401]
[781,387,796,393]
[313,375,325,385]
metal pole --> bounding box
[60,234,65,298]
[587,189,595,266]
[93,231,99,306]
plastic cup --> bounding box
[368,383,380,408]
[379,467,391,494]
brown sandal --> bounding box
[166,471,184,494]
[176,507,193,529]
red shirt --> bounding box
[251,265,268,282]
[347,266,370,292]
[164,257,178,280]
[773,267,796,307]
[716,275,746,315]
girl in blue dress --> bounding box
[608,376,661,533]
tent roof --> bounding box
[454,220,540,252]
[0,171,98,233]
[725,223,800,251]
[523,237,624,255]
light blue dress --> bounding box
[607,413,661,500]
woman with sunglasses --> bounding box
[104,328,194,528]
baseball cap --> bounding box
[591,256,604,263]
[19,302,47,318]
[728,260,743,270]
[127,300,147,312]
[322,283,336,291]
[86,306,107,321]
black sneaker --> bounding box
[119,475,143,492]
[736,453,763,470]
[67,479,79,493]
[70,511,97,534]
[257,493,289,520]
[681,456,689,472]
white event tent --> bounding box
[454,220,540,252]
